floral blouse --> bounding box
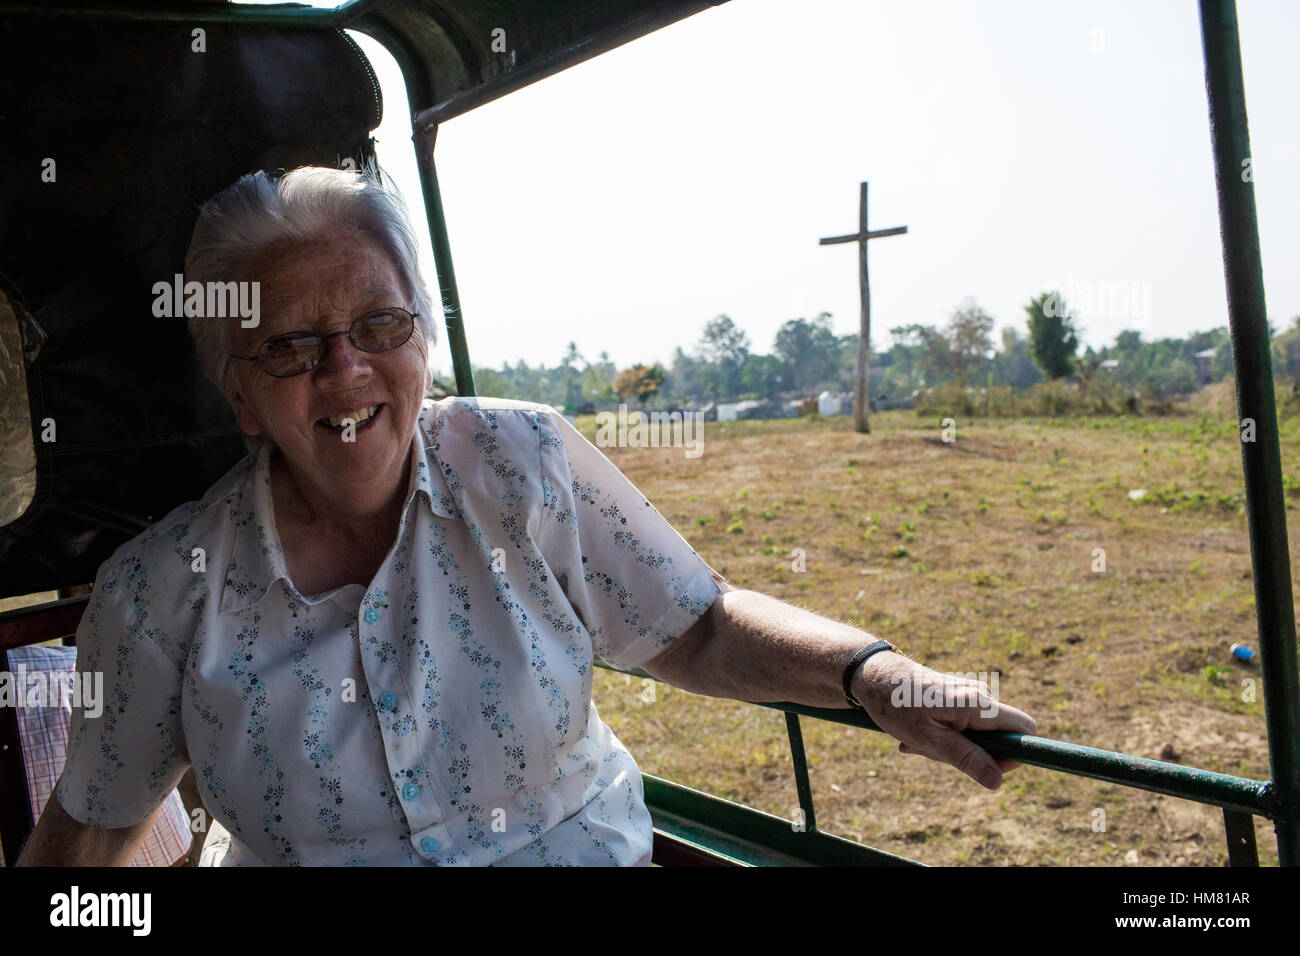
[56,397,721,865]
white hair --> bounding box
[184,163,438,415]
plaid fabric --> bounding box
[6,645,191,866]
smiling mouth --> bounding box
[317,404,381,431]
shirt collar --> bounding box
[219,402,460,614]
[407,400,462,522]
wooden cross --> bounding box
[819,182,907,433]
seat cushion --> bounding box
[6,644,191,866]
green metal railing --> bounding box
[6,0,1294,866]
[595,661,1277,866]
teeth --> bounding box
[325,405,377,428]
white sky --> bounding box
[269,0,1297,377]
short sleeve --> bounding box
[55,554,191,828]
[535,407,721,671]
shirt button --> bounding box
[364,607,380,624]
[421,836,439,852]
[403,783,421,800]
[379,691,397,710]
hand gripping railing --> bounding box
[596,660,1279,866]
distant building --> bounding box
[1195,348,1219,387]
[716,400,791,422]
[716,401,755,422]
[817,390,853,416]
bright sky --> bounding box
[271,0,1298,377]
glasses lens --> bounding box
[259,333,321,376]
[353,310,414,353]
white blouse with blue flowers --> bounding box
[56,397,721,865]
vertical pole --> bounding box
[855,182,871,433]
[414,120,477,398]
[1222,809,1260,866]
[1200,0,1300,865]
[784,712,818,833]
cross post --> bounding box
[819,182,907,433]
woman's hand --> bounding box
[850,651,1037,790]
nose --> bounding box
[314,329,372,378]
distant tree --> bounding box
[472,366,511,398]
[1148,359,1198,396]
[558,341,586,410]
[740,353,790,398]
[614,363,666,404]
[882,325,925,395]
[1114,329,1143,354]
[581,351,618,403]
[1025,291,1080,379]
[993,326,1043,389]
[774,312,839,393]
[1076,346,1103,386]
[887,323,952,388]
[665,346,705,405]
[946,299,995,383]
[837,333,861,392]
[1271,319,1300,383]
[697,314,750,400]
[698,364,724,402]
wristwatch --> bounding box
[842,640,897,709]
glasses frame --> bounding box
[230,307,420,378]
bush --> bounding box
[912,376,1165,419]
[914,384,979,417]
[1033,380,1075,416]
[987,384,1019,416]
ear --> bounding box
[228,380,265,437]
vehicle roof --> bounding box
[351,0,728,121]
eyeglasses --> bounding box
[231,308,418,378]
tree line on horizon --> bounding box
[462,293,1300,412]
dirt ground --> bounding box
[584,404,1295,865]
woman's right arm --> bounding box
[16,794,158,867]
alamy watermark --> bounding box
[1044,274,1153,330]
[890,670,1000,718]
[151,274,260,327]
[50,886,150,936]
[0,668,103,718]
[595,404,704,459]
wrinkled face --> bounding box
[227,227,428,499]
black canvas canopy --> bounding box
[0,0,726,597]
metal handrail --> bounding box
[595,659,1275,864]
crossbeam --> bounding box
[818,182,907,432]
[818,225,908,246]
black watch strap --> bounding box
[842,640,896,709]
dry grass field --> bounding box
[583,395,1299,866]
[4,384,1294,866]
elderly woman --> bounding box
[19,166,1034,866]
